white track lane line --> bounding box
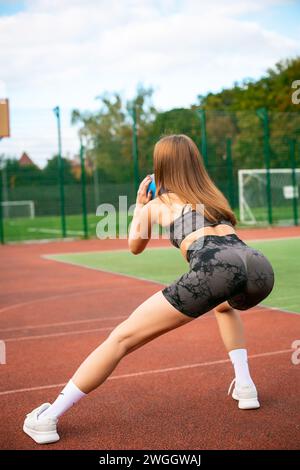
[245,235,300,243]
[42,254,169,287]
[0,315,127,332]
[43,235,300,310]
[4,326,115,341]
[0,348,293,397]
[2,241,300,318]
[0,287,135,315]
[0,313,215,334]
[0,307,274,341]
[42,234,300,258]
[1,306,298,340]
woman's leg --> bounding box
[214,301,245,352]
[214,301,255,388]
[72,290,193,393]
[40,290,194,421]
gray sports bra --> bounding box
[167,204,234,248]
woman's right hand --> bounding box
[136,175,153,205]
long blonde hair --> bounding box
[153,134,237,225]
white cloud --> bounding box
[0,79,7,95]
[0,0,299,165]
[0,0,298,106]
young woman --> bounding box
[23,134,275,444]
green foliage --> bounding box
[199,57,300,112]
[43,155,77,185]
[5,158,43,187]
[2,154,94,189]
[2,57,299,227]
[72,84,158,182]
[71,57,300,188]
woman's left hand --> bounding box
[136,175,153,205]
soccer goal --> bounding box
[238,168,300,224]
[1,200,35,219]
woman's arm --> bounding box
[128,175,158,255]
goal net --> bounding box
[238,168,300,225]
[1,200,35,219]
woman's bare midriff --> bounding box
[179,225,237,261]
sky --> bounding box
[0,0,299,167]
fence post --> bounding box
[196,109,208,168]
[53,106,67,238]
[256,107,273,225]
[226,138,235,208]
[79,138,88,239]
[288,138,298,226]
[93,164,100,210]
[130,105,140,193]
[0,153,4,244]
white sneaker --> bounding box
[23,403,60,444]
[228,378,260,410]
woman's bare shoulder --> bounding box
[148,194,182,227]
[146,198,164,218]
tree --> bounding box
[42,156,76,185]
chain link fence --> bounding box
[0,107,299,243]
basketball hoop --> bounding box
[0,99,10,139]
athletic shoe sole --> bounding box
[232,389,260,410]
[23,423,60,444]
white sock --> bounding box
[39,379,86,420]
[228,348,254,387]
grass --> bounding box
[46,237,300,314]
[2,202,299,242]
[3,213,133,242]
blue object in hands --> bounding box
[147,173,157,199]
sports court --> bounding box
[0,225,299,450]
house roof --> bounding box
[19,152,36,166]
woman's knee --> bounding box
[107,320,140,354]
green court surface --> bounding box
[46,237,300,314]
[3,214,114,242]
[3,204,298,242]
[3,213,164,242]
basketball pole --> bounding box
[0,98,10,243]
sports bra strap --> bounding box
[182,203,193,215]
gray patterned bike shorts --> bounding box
[161,233,275,318]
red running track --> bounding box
[0,226,299,450]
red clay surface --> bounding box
[0,226,300,450]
